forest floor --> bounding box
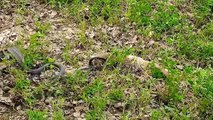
[0,0,212,120]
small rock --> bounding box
[0,64,7,71]
[73,112,81,118]
[45,97,53,104]
[147,40,155,46]
[0,89,3,96]
[0,97,13,106]
[72,100,77,104]
[77,118,86,120]
[64,110,71,115]
[0,82,3,88]
[0,36,4,42]
[148,31,154,37]
[40,12,48,18]
[50,11,57,18]
[74,105,85,112]
[114,114,120,117]
[176,65,184,70]
[78,100,84,104]
[16,105,22,110]
[131,35,137,43]
[81,113,85,118]
[114,102,125,109]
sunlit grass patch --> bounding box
[27,109,47,120]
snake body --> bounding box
[0,47,66,78]
[27,63,50,75]
[79,56,107,71]
[1,47,168,78]
[28,63,66,77]
[1,47,103,78]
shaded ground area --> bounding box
[0,0,212,120]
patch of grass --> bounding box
[82,79,104,99]
[15,0,29,15]
[127,0,180,34]
[151,4,180,33]
[9,69,30,91]
[16,22,51,69]
[15,79,30,90]
[150,109,163,120]
[66,70,88,87]
[62,38,73,64]
[89,0,122,24]
[192,0,213,27]
[78,20,88,47]
[127,0,152,26]
[86,96,107,120]
[35,21,51,34]
[107,89,124,102]
[138,89,151,106]
[190,68,213,118]
[27,109,47,120]
[47,0,68,8]
[150,106,191,120]
[162,59,184,102]
[150,63,166,79]
[46,0,123,24]
[176,31,213,65]
[52,99,65,120]
[105,48,133,68]
[53,109,65,120]
[23,32,47,68]
[166,76,183,102]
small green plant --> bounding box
[86,96,107,120]
[106,48,133,67]
[66,70,88,86]
[23,32,47,68]
[27,109,47,120]
[138,89,151,106]
[127,0,152,26]
[150,63,166,79]
[77,20,94,47]
[82,79,104,99]
[21,23,50,68]
[193,0,213,27]
[107,89,124,102]
[62,38,73,64]
[35,21,51,34]
[128,0,180,33]
[15,79,30,90]
[151,109,163,120]
[10,69,30,91]
[16,0,29,15]
[177,30,213,65]
[152,5,180,32]
[90,0,122,23]
[47,0,68,8]
[53,109,65,120]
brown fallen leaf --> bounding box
[7,47,24,65]
[73,112,81,118]
[0,97,14,107]
[125,55,150,69]
[0,60,7,67]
